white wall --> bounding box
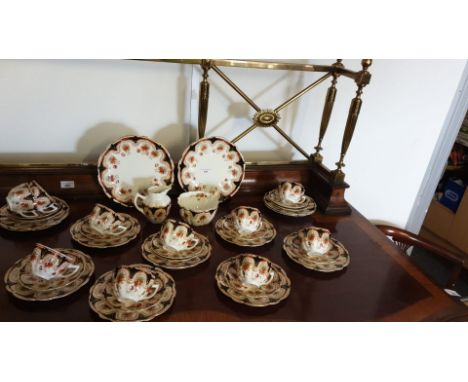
[0,60,192,163]
[313,59,467,228]
[1,59,466,228]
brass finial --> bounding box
[201,59,211,79]
[361,59,372,70]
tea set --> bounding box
[215,206,277,247]
[4,243,94,301]
[2,135,350,320]
[142,219,212,270]
[215,254,291,307]
[283,227,350,272]
[264,181,317,217]
[0,180,69,232]
[89,263,176,321]
[69,203,141,248]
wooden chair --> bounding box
[376,225,466,290]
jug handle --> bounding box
[133,193,146,214]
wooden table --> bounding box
[1,194,466,321]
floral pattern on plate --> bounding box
[89,264,176,322]
[142,232,211,269]
[178,137,245,202]
[4,248,95,301]
[283,231,350,272]
[215,214,276,247]
[0,197,70,232]
[215,254,291,307]
[98,136,174,207]
[70,213,141,248]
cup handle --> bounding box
[113,224,128,235]
[17,209,39,218]
[10,209,39,218]
[265,270,275,285]
[133,193,145,214]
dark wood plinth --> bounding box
[0,162,352,215]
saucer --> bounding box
[264,190,316,217]
[0,197,70,232]
[4,248,95,301]
[215,214,276,247]
[142,232,211,269]
[215,254,291,307]
[264,197,316,217]
[88,264,176,322]
[70,213,141,248]
[283,231,350,272]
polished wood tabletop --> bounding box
[0,194,466,321]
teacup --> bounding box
[238,254,274,287]
[6,180,58,218]
[30,243,80,280]
[178,190,219,226]
[158,219,199,251]
[231,206,262,234]
[298,226,332,255]
[88,204,127,236]
[113,265,160,303]
[134,185,171,224]
[278,182,305,204]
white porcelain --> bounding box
[158,219,199,251]
[278,182,305,204]
[98,136,174,207]
[134,185,172,224]
[177,190,219,226]
[298,227,332,255]
[239,255,274,287]
[178,137,245,201]
[88,204,127,236]
[134,185,171,208]
[114,266,160,303]
[6,181,58,218]
[231,206,262,234]
[30,243,80,280]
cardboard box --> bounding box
[449,188,468,252]
[423,198,454,242]
[423,188,468,254]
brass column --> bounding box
[332,59,372,183]
[312,59,343,163]
[198,60,211,138]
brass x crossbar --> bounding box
[138,58,372,182]
[195,59,372,181]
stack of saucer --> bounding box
[0,181,69,232]
[70,204,140,248]
[89,263,176,322]
[142,219,211,269]
[215,206,276,247]
[264,182,316,217]
[283,226,350,272]
[215,254,291,307]
[4,243,94,301]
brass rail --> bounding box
[137,59,362,80]
[136,58,373,182]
